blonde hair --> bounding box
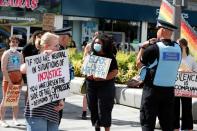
[40,32,59,47]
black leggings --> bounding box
[86,80,115,127]
[174,97,193,130]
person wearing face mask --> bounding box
[85,34,118,131]
[173,38,197,131]
[81,31,100,120]
[0,35,24,127]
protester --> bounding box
[22,30,44,104]
[22,32,64,131]
[54,27,72,50]
[173,38,197,131]
[81,43,91,120]
[85,33,118,131]
[54,27,74,124]
[22,30,44,83]
[0,35,23,127]
[136,19,182,131]
[81,31,100,120]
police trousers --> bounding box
[140,84,174,131]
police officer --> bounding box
[136,19,182,131]
[54,27,73,125]
[54,27,72,49]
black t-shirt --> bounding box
[141,44,159,66]
[22,43,39,59]
[108,55,118,72]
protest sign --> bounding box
[175,72,197,97]
[81,55,112,79]
[26,50,70,109]
[3,85,20,106]
[42,13,55,31]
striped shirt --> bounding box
[24,101,59,124]
[7,50,23,71]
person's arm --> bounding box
[20,52,24,64]
[54,99,65,112]
[1,51,12,86]
[20,52,24,86]
[136,38,157,69]
[83,43,91,60]
[106,69,118,80]
[136,48,146,69]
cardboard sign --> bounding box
[3,85,20,107]
[175,72,197,97]
[26,50,70,109]
[81,55,112,79]
[42,13,55,31]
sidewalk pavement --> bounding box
[0,85,146,131]
[0,87,197,131]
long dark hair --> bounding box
[91,33,114,57]
[178,38,189,56]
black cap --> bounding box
[54,27,72,35]
[156,19,177,31]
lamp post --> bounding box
[172,0,182,41]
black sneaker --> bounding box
[81,111,87,120]
[95,127,100,131]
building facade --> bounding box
[0,0,197,51]
[0,0,62,48]
[61,0,197,51]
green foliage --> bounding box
[69,48,138,84]
[68,48,83,77]
[115,51,138,84]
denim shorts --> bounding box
[26,117,59,131]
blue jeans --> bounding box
[26,117,59,131]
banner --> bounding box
[175,72,197,97]
[81,55,111,79]
[3,85,20,106]
[159,0,197,60]
[26,50,70,109]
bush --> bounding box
[68,48,138,84]
[115,51,138,84]
[68,48,83,77]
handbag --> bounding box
[127,75,143,88]
[80,80,87,94]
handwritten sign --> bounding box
[26,50,70,109]
[3,85,20,106]
[42,13,55,31]
[175,72,197,97]
[81,55,111,79]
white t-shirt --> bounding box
[179,55,197,72]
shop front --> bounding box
[0,0,61,49]
[61,0,197,51]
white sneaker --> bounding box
[0,120,9,128]
[13,120,20,126]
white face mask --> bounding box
[93,43,102,52]
[10,47,17,52]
